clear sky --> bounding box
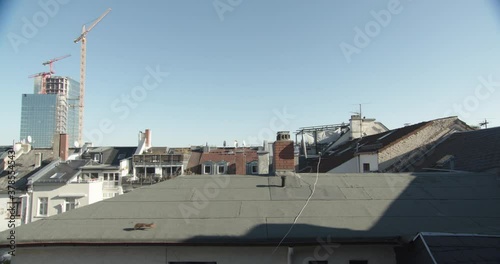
[1,0,500,147]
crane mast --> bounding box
[73,8,111,146]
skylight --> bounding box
[377,130,396,141]
[50,172,66,179]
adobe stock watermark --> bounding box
[83,65,170,145]
[213,0,242,21]
[245,107,296,146]
[7,0,70,53]
[178,174,230,224]
[300,235,340,264]
[444,75,499,119]
[339,0,403,63]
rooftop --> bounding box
[0,149,58,190]
[5,171,499,245]
[83,146,137,167]
[412,126,500,173]
[32,159,89,184]
[420,233,500,263]
[316,117,470,172]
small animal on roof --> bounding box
[134,222,156,230]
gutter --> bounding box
[4,237,403,248]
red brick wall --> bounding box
[273,140,294,171]
[59,134,69,161]
[235,152,246,175]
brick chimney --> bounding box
[59,133,69,161]
[273,131,294,173]
[235,150,246,175]
[145,129,151,148]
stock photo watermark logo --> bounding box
[245,107,296,146]
[300,235,340,264]
[339,0,403,63]
[213,0,242,21]
[178,174,230,224]
[7,0,70,53]
[444,75,499,119]
[83,65,170,145]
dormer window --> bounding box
[215,161,228,174]
[202,161,216,175]
[203,164,212,174]
[93,153,101,163]
[247,161,258,175]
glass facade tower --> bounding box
[20,77,80,148]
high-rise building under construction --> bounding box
[20,76,81,148]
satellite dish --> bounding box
[74,141,80,148]
[27,135,32,143]
[242,140,246,147]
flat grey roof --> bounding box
[4,172,500,245]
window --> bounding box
[362,163,370,172]
[65,198,76,212]
[309,261,328,264]
[252,164,258,174]
[217,165,225,174]
[203,165,211,174]
[38,197,48,216]
[104,173,108,181]
[7,198,22,218]
[349,261,368,264]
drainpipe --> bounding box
[288,247,294,264]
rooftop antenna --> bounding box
[351,103,369,139]
[479,119,490,129]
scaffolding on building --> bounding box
[55,94,68,135]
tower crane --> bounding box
[73,8,111,145]
[42,54,71,74]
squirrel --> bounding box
[134,222,156,230]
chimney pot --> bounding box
[281,175,286,187]
[276,131,291,141]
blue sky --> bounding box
[1,0,500,147]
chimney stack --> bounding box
[257,150,269,175]
[34,153,42,169]
[59,134,69,161]
[235,150,246,175]
[145,129,151,148]
[350,115,363,139]
[273,131,295,174]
